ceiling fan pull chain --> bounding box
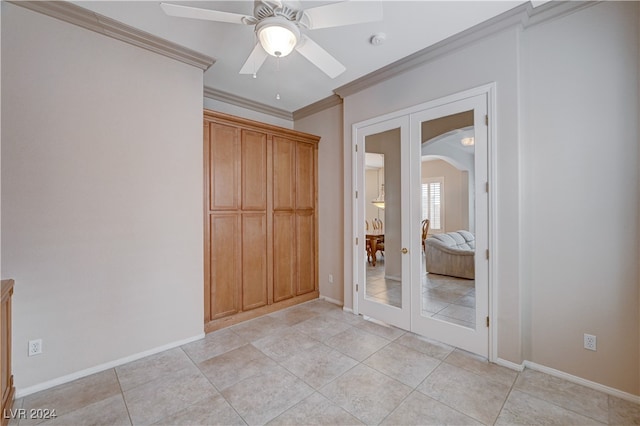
[275,56,281,100]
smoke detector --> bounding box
[370,33,386,46]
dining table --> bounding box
[365,230,384,267]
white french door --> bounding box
[409,93,489,358]
[355,116,411,330]
[354,88,492,359]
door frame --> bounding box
[351,83,498,361]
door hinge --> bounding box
[356,284,359,292]
[356,237,359,245]
[485,249,489,260]
[355,145,358,152]
[485,182,489,193]
[486,316,490,327]
[485,115,489,126]
[355,190,358,199]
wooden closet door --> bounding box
[242,214,267,309]
[272,136,296,302]
[241,130,267,210]
[295,142,316,295]
[296,142,315,210]
[240,129,268,310]
[296,211,315,295]
[273,212,295,302]
[272,136,295,210]
[208,123,240,210]
[209,214,241,319]
[204,110,320,332]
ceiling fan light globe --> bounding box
[256,17,299,58]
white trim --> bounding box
[496,357,640,403]
[495,357,525,372]
[351,124,360,316]
[352,84,497,131]
[15,333,205,398]
[342,306,354,314]
[8,1,214,71]
[334,4,528,99]
[351,84,497,358]
[486,83,499,364]
[293,95,343,121]
[334,2,596,101]
[319,295,343,306]
[204,86,293,121]
[524,361,640,404]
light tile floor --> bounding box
[11,299,639,426]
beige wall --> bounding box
[2,4,204,391]
[294,104,344,303]
[364,169,383,223]
[522,1,639,394]
[421,159,469,233]
[328,1,638,395]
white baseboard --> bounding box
[15,333,205,399]
[492,358,639,403]
[319,295,343,306]
[524,361,640,404]
[342,306,354,314]
[495,357,525,372]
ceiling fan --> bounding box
[160,1,383,78]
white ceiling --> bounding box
[73,1,525,113]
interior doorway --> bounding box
[353,86,494,359]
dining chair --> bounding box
[421,218,430,252]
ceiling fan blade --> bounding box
[160,3,254,25]
[295,35,346,79]
[301,1,383,29]
[239,43,269,75]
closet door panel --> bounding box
[242,213,268,310]
[242,130,268,211]
[296,142,315,210]
[273,212,295,302]
[272,136,295,210]
[209,123,240,210]
[296,211,316,296]
[210,214,241,319]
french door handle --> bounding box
[401,248,408,254]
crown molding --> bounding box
[524,0,599,28]
[8,1,215,71]
[293,94,343,121]
[204,86,293,121]
[334,1,597,99]
[334,3,529,99]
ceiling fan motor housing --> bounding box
[254,1,300,22]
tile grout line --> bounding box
[179,345,250,425]
[374,350,447,425]
[490,369,521,425]
[112,368,134,426]
[506,374,611,425]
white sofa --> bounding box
[425,230,475,279]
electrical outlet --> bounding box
[584,334,596,351]
[28,339,43,356]
[328,274,334,284]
